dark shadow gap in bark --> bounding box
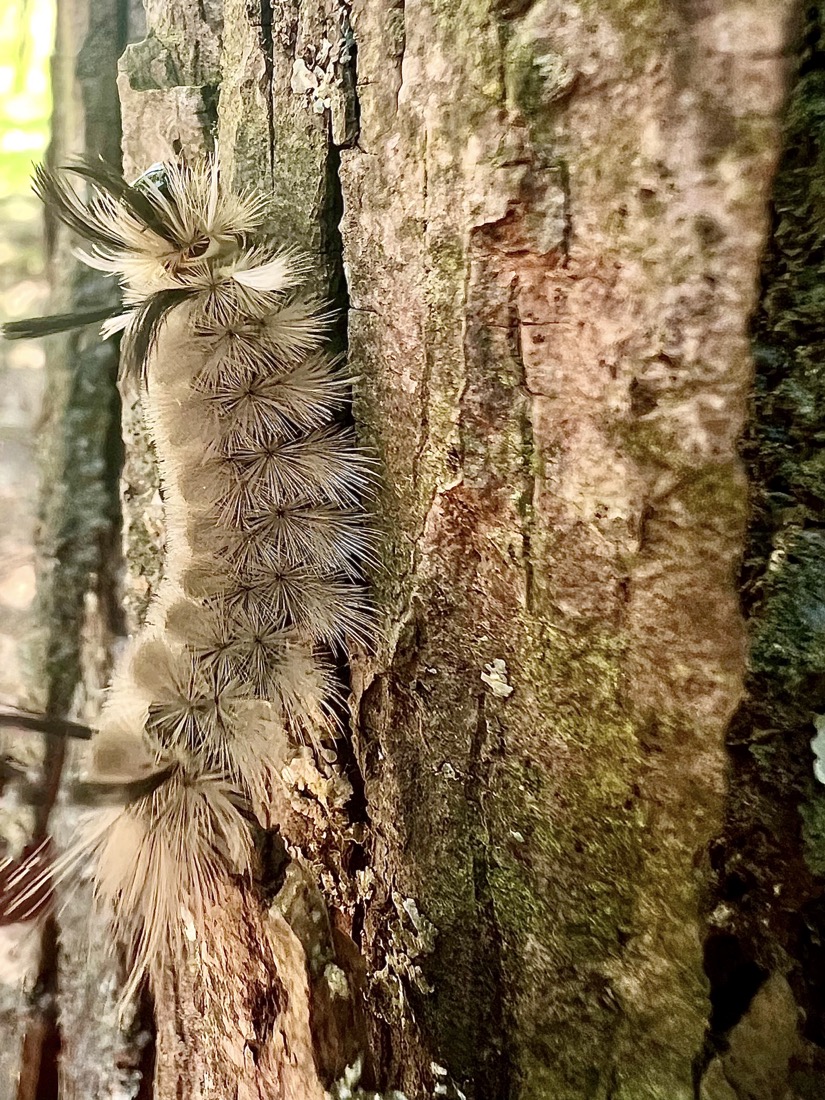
[16,915,61,1100]
[258,0,276,182]
[257,826,290,903]
[321,59,370,832]
[132,982,157,1100]
[446,692,514,1100]
[703,931,769,1037]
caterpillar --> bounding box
[1,154,376,1001]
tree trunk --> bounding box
[91,1,825,1098]
[0,1,139,1096]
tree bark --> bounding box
[341,4,794,1097]
[109,2,811,1099]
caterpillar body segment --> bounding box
[6,156,375,996]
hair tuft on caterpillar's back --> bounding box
[7,153,376,1000]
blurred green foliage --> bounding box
[0,0,54,198]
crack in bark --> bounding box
[508,290,536,614]
[699,6,825,1088]
[16,917,61,1100]
[391,0,406,118]
[557,157,572,264]
[322,43,372,843]
[256,0,277,182]
[462,693,514,1100]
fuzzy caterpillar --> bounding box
[2,155,375,998]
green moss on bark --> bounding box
[705,0,825,1066]
[377,607,641,1098]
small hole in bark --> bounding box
[249,979,284,1061]
[629,378,658,417]
[258,827,289,901]
[721,868,755,902]
[695,214,725,248]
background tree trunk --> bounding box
[10,0,825,1098]
[0,1,142,1096]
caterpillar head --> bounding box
[128,158,265,279]
[32,154,300,302]
[7,154,312,374]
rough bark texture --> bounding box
[93,1,822,1098]
[341,3,795,1098]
